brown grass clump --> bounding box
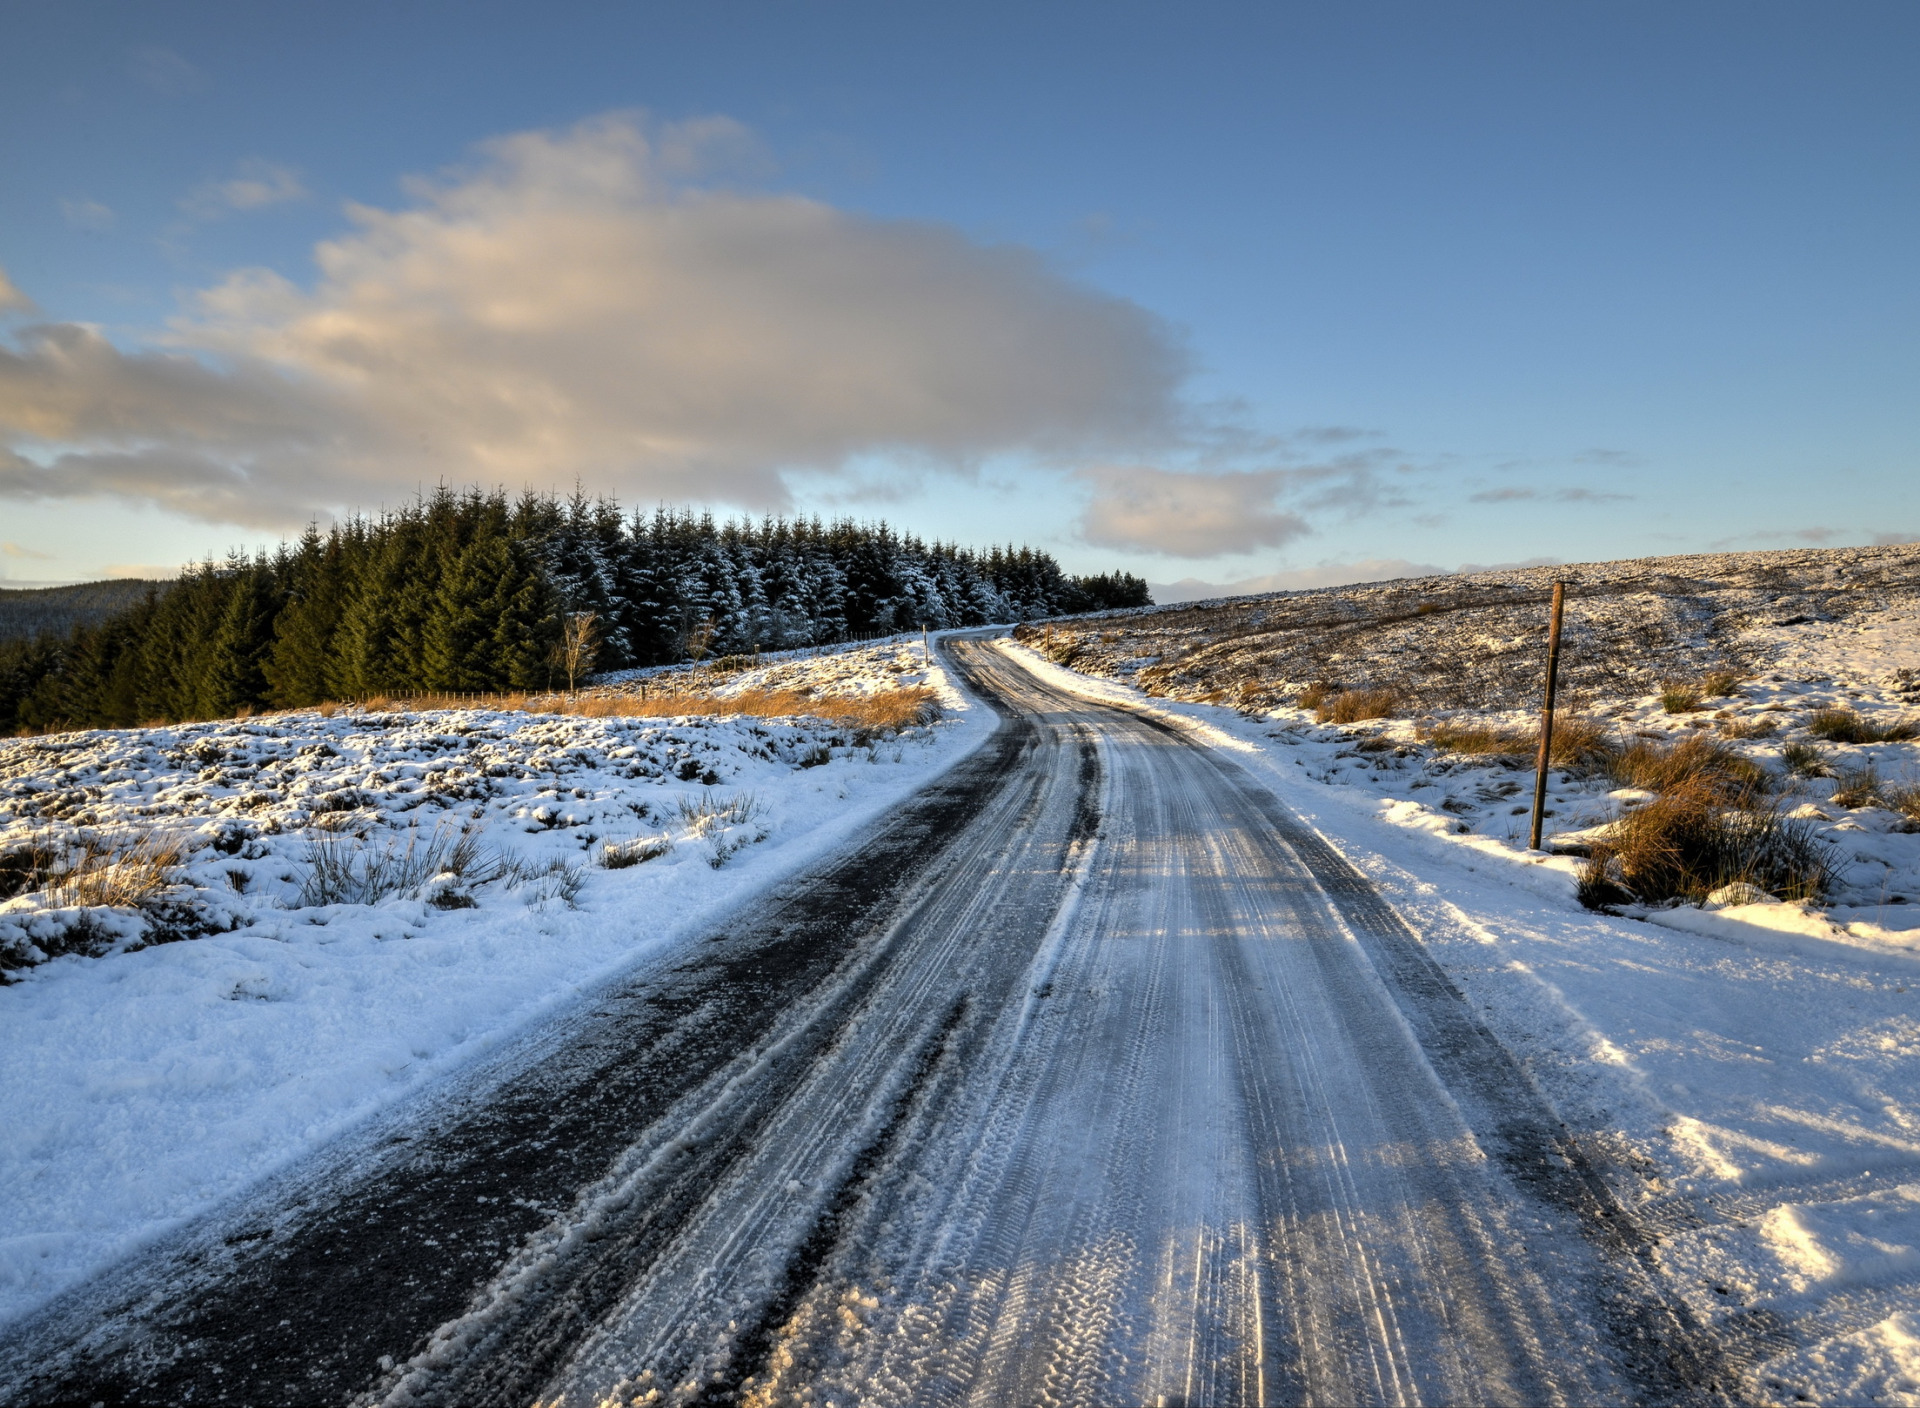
[1547,715,1615,769]
[1885,782,1920,824]
[1660,682,1705,714]
[1701,669,1743,698]
[1721,715,1777,740]
[1296,682,1333,712]
[1782,741,1832,777]
[1425,722,1530,757]
[1423,712,1613,769]
[1604,733,1768,798]
[1317,687,1399,725]
[1808,708,1920,745]
[1831,764,1883,810]
[38,832,184,909]
[1581,775,1829,908]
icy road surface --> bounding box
[0,638,1733,1405]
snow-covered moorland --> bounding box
[1015,543,1920,1404]
[0,640,987,1327]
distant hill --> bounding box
[0,580,169,645]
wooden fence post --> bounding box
[1528,580,1568,852]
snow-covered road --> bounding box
[0,638,1731,1405]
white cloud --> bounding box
[1076,465,1311,556]
[1468,485,1628,504]
[1150,557,1449,602]
[0,269,31,315]
[60,198,116,232]
[181,160,309,219]
[0,113,1186,527]
[2,541,53,560]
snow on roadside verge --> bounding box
[0,640,992,1330]
[1001,637,1920,1406]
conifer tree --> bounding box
[203,558,281,716]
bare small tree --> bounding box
[558,611,600,693]
[684,616,718,664]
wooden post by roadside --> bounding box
[1528,580,1568,852]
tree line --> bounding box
[0,488,1150,732]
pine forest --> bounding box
[0,489,1150,733]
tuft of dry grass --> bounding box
[299,821,491,908]
[1660,682,1705,714]
[1581,775,1829,907]
[1547,715,1615,769]
[1885,782,1920,824]
[1317,687,1399,725]
[1807,707,1920,745]
[34,831,184,909]
[1831,764,1884,810]
[1423,712,1613,769]
[1604,732,1769,798]
[1782,741,1833,777]
[601,835,673,869]
[1721,715,1777,740]
[1296,682,1333,712]
[1701,669,1743,698]
[1424,722,1529,757]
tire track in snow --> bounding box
[4,636,1747,1405]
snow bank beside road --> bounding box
[0,640,991,1329]
[1002,636,1920,1405]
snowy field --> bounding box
[0,641,990,1328]
[1009,543,1920,1404]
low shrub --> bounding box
[1807,708,1920,744]
[1581,776,1830,907]
[1317,687,1399,725]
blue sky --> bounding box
[2,1,1915,593]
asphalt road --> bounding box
[0,637,1740,1406]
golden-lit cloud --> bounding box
[0,113,1186,527]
